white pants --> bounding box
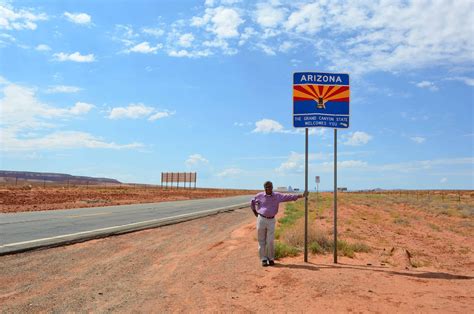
[257,215,276,261]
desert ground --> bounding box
[1,189,473,312]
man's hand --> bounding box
[299,191,309,198]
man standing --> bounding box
[250,181,306,267]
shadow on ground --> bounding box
[274,262,474,280]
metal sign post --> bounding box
[304,128,309,262]
[293,71,350,264]
[334,129,338,264]
[315,175,320,214]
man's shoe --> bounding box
[262,260,269,267]
[269,260,275,266]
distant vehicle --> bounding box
[293,188,300,191]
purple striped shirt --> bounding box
[250,192,300,217]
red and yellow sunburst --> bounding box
[294,85,349,109]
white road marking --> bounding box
[67,212,110,218]
[0,204,247,249]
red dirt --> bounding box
[1,191,473,312]
[0,185,257,213]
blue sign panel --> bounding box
[293,72,350,129]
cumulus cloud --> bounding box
[128,41,162,54]
[148,111,174,121]
[64,12,91,25]
[108,103,154,119]
[446,76,474,87]
[252,119,284,133]
[185,154,209,168]
[108,103,174,121]
[255,3,286,28]
[53,52,95,62]
[416,81,438,91]
[142,27,165,37]
[285,2,323,34]
[1,131,143,152]
[0,80,138,152]
[46,85,82,94]
[252,118,326,136]
[410,136,426,144]
[276,151,305,173]
[192,6,244,38]
[0,83,92,129]
[0,4,48,30]
[342,131,373,146]
[178,33,195,47]
[35,44,50,51]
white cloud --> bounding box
[0,4,48,30]
[252,119,284,133]
[46,85,82,94]
[0,80,138,152]
[64,12,91,25]
[128,41,162,54]
[415,81,438,91]
[446,76,474,87]
[193,7,243,38]
[212,7,243,38]
[440,177,448,183]
[35,44,50,51]
[278,41,295,52]
[185,154,209,168]
[142,27,164,37]
[178,33,195,47]
[276,151,305,173]
[108,103,173,121]
[410,136,426,144]
[252,118,326,136]
[285,2,323,34]
[0,83,92,129]
[108,103,154,119]
[375,158,474,173]
[168,49,212,58]
[256,43,275,55]
[53,52,95,62]
[322,1,474,73]
[1,130,143,152]
[255,3,286,28]
[342,131,372,146]
[217,167,243,177]
[70,102,94,115]
[148,111,174,121]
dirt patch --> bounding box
[1,201,473,312]
[0,185,257,213]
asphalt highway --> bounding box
[0,195,252,255]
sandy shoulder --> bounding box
[1,206,473,313]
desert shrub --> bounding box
[275,241,300,259]
[393,217,410,226]
[278,203,304,228]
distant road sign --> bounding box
[293,72,350,129]
[316,176,320,184]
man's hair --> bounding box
[264,181,273,188]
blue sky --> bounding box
[0,0,473,190]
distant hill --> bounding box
[0,170,121,185]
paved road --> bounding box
[0,195,252,255]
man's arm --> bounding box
[278,191,308,202]
[250,199,258,217]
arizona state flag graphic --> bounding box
[293,72,350,128]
